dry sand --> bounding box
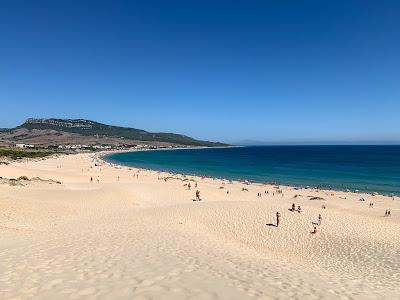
[1,153,399,299]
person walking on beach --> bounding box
[195,190,201,201]
[297,206,302,213]
[276,212,281,227]
[311,226,317,234]
[90,177,93,183]
[318,214,322,225]
[291,203,295,211]
[385,210,388,217]
[188,182,191,190]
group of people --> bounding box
[90,176,100,183]
[257,190,284,198]
[311,214,323,234]
[366,200,394,218]
[275,205,322,234]
[289,203,302,213]
[186,181,198,190]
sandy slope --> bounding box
[0,153,399,299]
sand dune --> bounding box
[1,153,399,299]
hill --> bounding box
[0,118,226,148]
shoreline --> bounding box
[101,148,400,199]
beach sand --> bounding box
[1,153,399,299]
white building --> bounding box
[15,144,35,149]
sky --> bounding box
[1,0,399,144]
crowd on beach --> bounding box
[90,154,396,236]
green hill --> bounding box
[17,118,226,147]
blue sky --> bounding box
[1,0,399,144]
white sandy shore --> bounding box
[1,153,399,299]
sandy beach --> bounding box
[1,152,399,300]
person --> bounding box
[297,206,302,213]
[188,182,191,190]
[385,210,388,217]
[322,204,326,209]
[388,210,391,217]
[276,212,281,227]
[195,190,201,201]
[318,214,322,225]
[311,226,317,234]
[90,177,93,183]
[291,203,295,211]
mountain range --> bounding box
[0,118,226,148]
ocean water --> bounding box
[105,146,400,195]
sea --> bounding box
[105,146,400,196]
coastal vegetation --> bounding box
[0,148,53,160]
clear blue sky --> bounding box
[1,0,399,144]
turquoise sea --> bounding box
[105,146,400,195]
